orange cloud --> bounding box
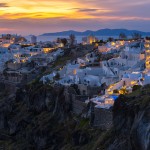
[0,0,112,20]
[0,0,150,21]
[0,0,150,35]
[0,27,15,32]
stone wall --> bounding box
[93,107,113,130]
[78,84,101,96]
[72,95,113,130]
[64,87,112,130]
[71,95,88,115]
[7,62,22,70]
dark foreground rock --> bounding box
[104,86,150,150]
[0,82,149,150]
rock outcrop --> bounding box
[106,87,150,150]
[0,83,95,149]
[0,82,149,150]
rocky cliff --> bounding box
[0,82,103,150]
[99,85,150,150]
[0,82,149,150]
[0,83,71,149]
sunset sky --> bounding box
[0,0,150,35]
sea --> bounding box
[26,35,120,43]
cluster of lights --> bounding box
[105,99,114,105]
[145,39,150,71]
[43,48,54,53]
[111,42,116,46]
[145,44,150,49]
[107,79,139,95]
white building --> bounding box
[31,35,37,44]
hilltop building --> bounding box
[82,35,98,44]
[31,35,37,44]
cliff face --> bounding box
[0,83,73,149]
[107,87,150,150]
[0,83,100,150]
[0,82,149,150]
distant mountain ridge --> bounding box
[41,29,150,36]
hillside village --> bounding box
[41,37,150,110]
[0,34,150,111]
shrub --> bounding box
[132,85,142,92]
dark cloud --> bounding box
[77,8,99,12]
[0,3,8,7]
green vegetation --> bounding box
[119,33,127,39]
[123,85,150,109]
[52,55,72,68]
[91,129,114,150]
[132,85,142,92]
[77,118,89,129]
[132,32,142,40]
